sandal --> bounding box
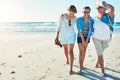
[55,40,62,48]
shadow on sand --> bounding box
[72,65,120,80]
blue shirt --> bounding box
[100,13,115,32]
[77,16,94,39]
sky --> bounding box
[0,0,119,22]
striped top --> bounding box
[82,23,89,34]
[77,16,94,39]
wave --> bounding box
[0,22,119,33]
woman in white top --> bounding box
[92,1,114,77]
[55,5,77,74]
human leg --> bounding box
[63,44,69,64]
[96,40,109,68]
[95,60,99,68]
[82,44,88,69]
[98,55,104,73]
[69,44,74,74]
[78,43,84,73]
[93,38,105,76]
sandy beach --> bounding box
[0,33,120,80]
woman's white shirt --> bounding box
[92,19,110,40]
[57,14,77,33]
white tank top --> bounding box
[92,19,110,40]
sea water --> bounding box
[0,22,120,33]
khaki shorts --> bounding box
[92,38,109,55]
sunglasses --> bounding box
[84,11,90,13]
[69,20,71,26]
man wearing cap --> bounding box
[92,1,115,77]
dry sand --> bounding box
[0,33,120,80]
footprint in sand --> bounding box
[112,51,115,53]
[58,76,63,79]
[74,57,77,60]
[106,63,110,65]
[24,52,29,54]
[39,75,47,80]
[18,55,22,58]
[47,68,50,71]
[91,59,95,61]
[117,57,120,59]
[88,55,92,57]
[57,74,63,79]
[50,58,56,62]
[11,66,16,68]
[1,62,6,65]
[11,77,16,80]
[11,71,16,74]
[33,77,39,80]
[25,66,29,68]
[45,71,48,73]
[52,59,55,62]
[44,68,51,74]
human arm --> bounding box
[55,15,63,41]
[55,31,60,41]
[80,32,85,44]
[73,17,78,34]
[102,1,115,17]
[86,18,94,43]
[77,18,86,45]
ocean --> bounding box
[0,22,120,33]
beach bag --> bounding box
[55,39,62,48]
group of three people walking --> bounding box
[55,1,114,77]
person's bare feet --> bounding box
[95,63,100,68]
[77,66,86,74]
[100,73,104,77]
[69,70,74,75]
[66,60,69,65]
[100,68,105,77]
[77,70,82,75]
[95,64,99,68]
[83,66,87,69]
